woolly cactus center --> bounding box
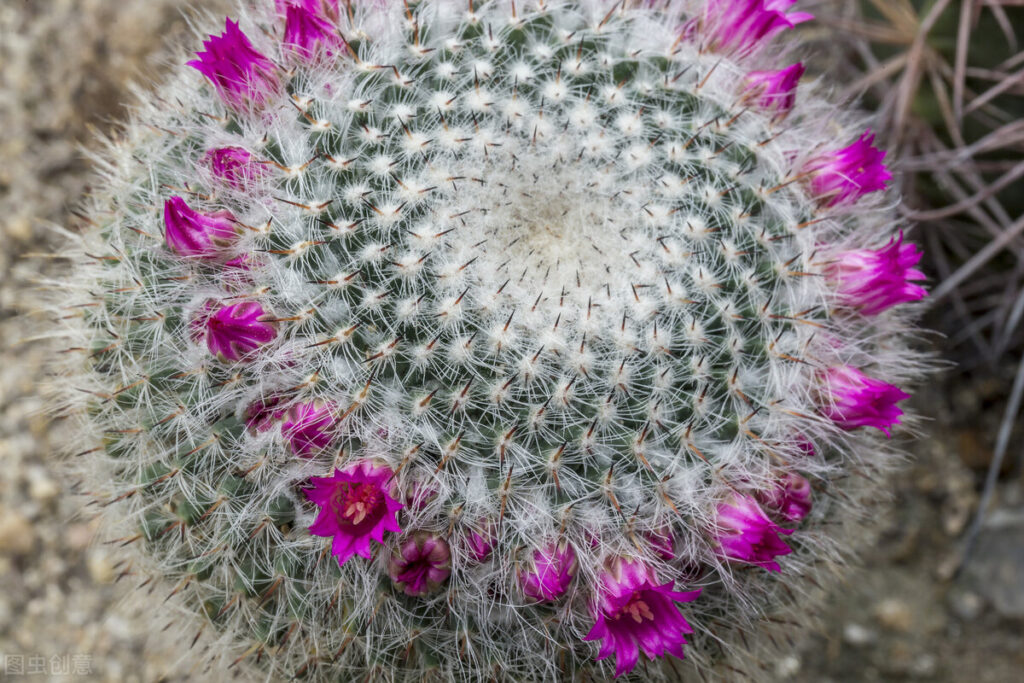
[333,481,385,529]
[453,148,637,299]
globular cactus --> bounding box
[46,0,930,680]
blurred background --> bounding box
[0,0,1021,680]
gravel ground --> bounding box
[1,2,1021,681]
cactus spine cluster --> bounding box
[46,0,928,680]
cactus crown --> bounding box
[48,0,927,680]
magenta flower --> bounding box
[306,460,403,567]
[163,196,237,258]
[275,0,336,14]
[520,541,577,602]
[388,531,452,596]
[759,472,813,523]
[805,131,892,207]
[796,437,816,457]
[244,393,289,433]
[275,0,312,11]
[201,301,276,361]
[282,401,338,457]
[584,558,701,677]
[464,521,495,563]
[187,19,280,111]
[203,147,264,189]
[283,3,344,60]
[743,63,805,117]
[704,0,813,54]
[713,495,792,572]
[828,233,927,315]
[822,366,910,436]
[646,527,676,562]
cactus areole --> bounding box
[51,0,928,680]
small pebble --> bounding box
[27,466,60,501]
[948,590,984,622]
[843,623,877,647]
[87,550,116,584]
[774,654,801,677]
[0,508,36,555]
[910,653,938,678]
[66,521,97,551]
[874,598,914,633]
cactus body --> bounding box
[48,1,928,680]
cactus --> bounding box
[47,0,929,680]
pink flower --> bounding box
[713,495,792,572]
[305,460,403,567]
[759,472,813,523]
[282,401,338,457]
[743,63,805,117]
[187,19,280,111]
[822,366,910,436]
[584,558,701,677]
[275,0,313,11]
[520,541,577,602]
[275,0,337,15]
[828,233,927,315]
[244,393,289,433]
[283,3,344,60]
[163,197,237,258]
[388,531,452,596]
[203,147,264,189]
[796,437,816,457]
[201,301,276,361]
[646,527,676,562]
[464,521,495,563]
[703,0,813,54]
[805,130,892,207]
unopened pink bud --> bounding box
[163,197,237,258]
[388,531,452,596]
[520,541,577,602]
